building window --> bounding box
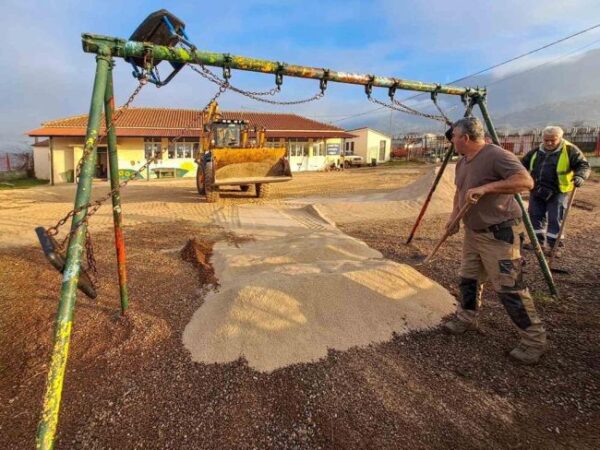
[168,138,199,159]
[144,137,161,159]
[313,142,325,156]
[266,138,282,149]
[345,141,355,155]
[288,138,308,157]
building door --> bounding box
[379,140,386,161]
[95,146,108,179]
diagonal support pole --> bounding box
[36,49,111,450]
[104,61,130,315]
[475,95,559,299]
[405,98,476,244]
[405,143,455,244]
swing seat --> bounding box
[127,9,188,86]
[129,9,186,47]
[35,227,97,300]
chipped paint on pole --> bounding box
[105,61,130,314]
[81,33,485,98]
[36,48,111,450]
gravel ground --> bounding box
[0,165,599,449]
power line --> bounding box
[486,37,600,88]
[399,21,600,102]
[328,106,387,123]
[305,22,600,125]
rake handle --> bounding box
[424,201,473,264]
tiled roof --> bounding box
[27,107,355,139]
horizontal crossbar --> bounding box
[82,33,486,98]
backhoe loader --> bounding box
[195,102,292,202]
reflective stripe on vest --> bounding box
[528,140,574,193]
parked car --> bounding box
[344,155,364,167]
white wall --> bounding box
[33,146,50,180]
[345,129,391,163]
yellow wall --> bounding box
[44,137,200,183]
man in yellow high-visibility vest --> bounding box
[521,126,590,254]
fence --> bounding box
[497,127,600,155]
[394,127,600,161]
[0,152,33,172]
[0,152,33,180]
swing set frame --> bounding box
[35,17,558,450]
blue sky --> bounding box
[2,0,600,149]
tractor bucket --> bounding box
[211,147,292,186]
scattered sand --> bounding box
[183,168,458,372]
[293,164,456,224]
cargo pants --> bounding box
[528,191,568,248]
[457,223,547,348]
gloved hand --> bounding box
[445,127,453,142]
[574,176,585,188]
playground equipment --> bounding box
[195,101,292,202]
[35,9,558,450]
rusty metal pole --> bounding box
[36,48,111,450]
[81,33,486,98]
[104,60,130,315]
[406,98,476,244]
[475,95,559,299]
[405,143,455,244]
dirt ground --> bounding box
[1,165,599,449]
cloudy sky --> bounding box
[2,0,600,149]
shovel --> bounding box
[417,201,473,265]
[548,188,577,274]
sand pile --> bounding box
[183,173,457,372]
[302,165,456,224]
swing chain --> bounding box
[46,83,228,288]
[49,83,227,246]
[430,86,452,125]
[188,59,325,105]
[70,80,147,188]
[369,81,448,123]
[47,80,147,241]
[368,95,448,123]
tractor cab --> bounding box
[210,119,247,148]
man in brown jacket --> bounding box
[443,117,547,364]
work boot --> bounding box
[522,243,539,251]
[442,318,479,335]
[508,343,547,365]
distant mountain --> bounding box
[350,47,600,134]
[493,95,600,129]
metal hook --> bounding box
[430,84,441,102]
[223,54,232,81]
[365,76,375,98]
[388,79,398,100]
[275,63,285,91]
[320,69,330,94]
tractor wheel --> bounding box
[196,165,205,195]
[204,162,220,203]
[255,183,271,199]
[240,185,250,192]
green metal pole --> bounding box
[81,34,485,98]
[475,95,559,298]
[105,61,130,315]
[36,49,111,450]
